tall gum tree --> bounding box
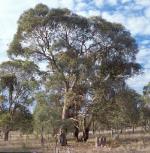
[7,4,141,144]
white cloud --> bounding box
[93,0,118,6]
[0,39,9,64]
[0,55,9,64]
[136,47,150,64]
[93,0,104,7]
[88,10,101,16]
[121,0,131,3]
[75,0,84,2]
[76,10,88,16]
[134,0,150,7]
[75,1,87,11]
[102,11,150,36]
[93,0,118,7]
[60,0,75,9]
[77,10,101,17]
[122,3,143,11]
[102,12,125,24]
[107,0,118,5]
[144,7,150,18]
[126,16,150,35]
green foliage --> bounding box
[92,86,142,129]
[33,92,62,135]
[0,113,11,127]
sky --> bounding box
[0,0,150,94]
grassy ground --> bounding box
[0,129,149,153]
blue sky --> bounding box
[0,0,150,94]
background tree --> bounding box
[0,60,39,141]
[33,92,62,144]
[143,82,150,104]
[141,82,150,131]
[115,87,142,133]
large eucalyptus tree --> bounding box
[7,4,141,144]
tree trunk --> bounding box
[92,121,95,135]
[74,126,79,142]
[144,120,147,132]
[59,93,68,146]
[82,116,93,142]
[40,126,45,146]
[132,124,135,134]
[111,129,114,138]
[59,130,67,146]
[95,136,100,147]
[62,103,68,120]
[120,128,123,134]
[4,130,9,141]
[83,127,89,142]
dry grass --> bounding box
[0,129,149,153]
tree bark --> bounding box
[62,104,68,120]
[144,120,148,132]
[59,130,67,146]
[74,126,79,142]
[41,126,45,146]
[95,136,100,147]
[82,116,93,142]
[62,91,69,120]
[132,124,135,134]
[120,128,123,134]
[83,127,89,142]
[59,92,68,146]
[111,129,114,138]
[92,121,95,135]
[4,130,9,141]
